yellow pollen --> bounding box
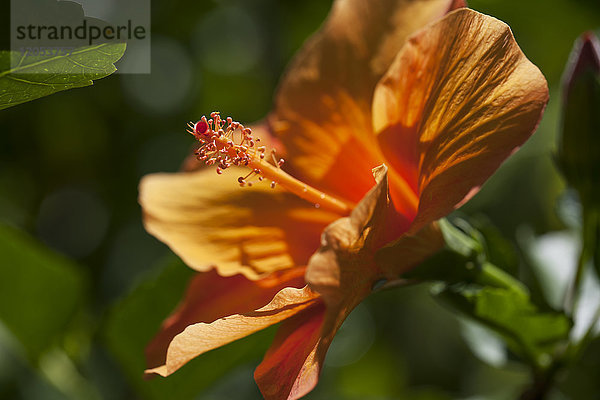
[188,112,353,215]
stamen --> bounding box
[188,112,353,215]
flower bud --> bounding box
[558,32,600,207]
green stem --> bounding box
[518,364,561,400]
[567,302,600,365]
[522,206,600,399]
[478,261,529,296]
[565,205,600,315]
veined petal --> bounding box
[305,166,439,307]
[146,286,321,377]
[254,302,327,400]
[305,166,392,305]
[375,221,444,277]
[146,267,306,369]
[372,9,549,232]
[139,168,339,279]
[270,0,466,206]
[254,172,445,400]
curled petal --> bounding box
[375,221,444,277]
[146,267,306,369]
[305,166,392,306]
[254,302,327,400]
[139,168,338,279]
[271,0,466,206]
[146,286,321,377]
[372,9,549,232]
[254,171,444,400]
[306,166,441,309]
[255,297,353,400]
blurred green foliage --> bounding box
[104,256,270,400]
[0,223,85,360]
[1,0,600,399]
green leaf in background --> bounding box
[0,223,86,360]
[459,317,508,368]
[435,285,571,369]
[394,218,571,370]
[104,256,270,400]
[398,219,528,294]
[0,43,126,110]
[470,216,519,277]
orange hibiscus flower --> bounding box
[140,1,548,399]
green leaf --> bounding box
[104,256,270,400]
[438,218,484,259]
[401,219,528,295]
[394,218,571,369]
[0,224,86,360]
[434,285,572,369]
[0,43,126,110]
[470,216,519,277]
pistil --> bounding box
[188,112,353,215]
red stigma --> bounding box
[194,119,209,135]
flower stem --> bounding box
[564,205,600,315]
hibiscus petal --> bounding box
[146,286,321,377]
[270,0,466,206]
[145,267,306,369]
[254,302,327,400]
[139,168,339,279]
[372,9,549,232]
[305,165,431,307]
[255,286,372,400]
[305,165,392,305]
[375,221,444,277]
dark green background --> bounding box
[1,0,599,399]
